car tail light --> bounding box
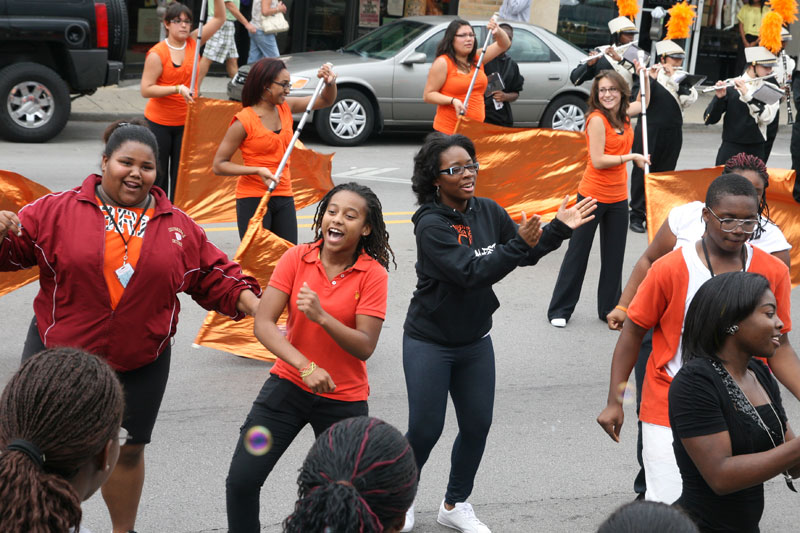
[95,2,109,48]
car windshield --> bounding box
[342,20,432,59]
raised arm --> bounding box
[286,64,337,113]
[482,18,511,64]
[192,0,226,43]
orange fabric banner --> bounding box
[0,170,51,298]
[174,97,334,224]
[646,167,800,286]
[456,117,588,222]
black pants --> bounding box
[402,333,495,505]
[548,196,628,322]
[629,124,683,225]
[764,110,780,164]
[233,1,252,68]
[145,118,184,202]
[633,329,653,497]
[21,317,171,444]
[715,140,766,166]
[791,77,800,202]
[235,195,298,243]
[226,376,368,532]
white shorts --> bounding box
[642,422,682,504]
[202,20,238,63]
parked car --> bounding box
[228,16,592,146]
[0,0,128,142]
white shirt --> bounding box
[499,0,530,22]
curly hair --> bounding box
[587,70,631,132]
[311,182,396,270]
[411,132,477,205]
[283,417,418,533]
[436,19,478,71]
[723,152,771,237]
[0,347,124,533]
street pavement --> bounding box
[0,115,798,532]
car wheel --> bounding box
[541,95,587,132]
[100,0,130,63]
[0,63,71,143]
[314,88,374,146]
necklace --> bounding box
[165,39,186,51]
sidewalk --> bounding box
[71,76,790,128]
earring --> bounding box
[435,185,440,198]
[725,324,739,335]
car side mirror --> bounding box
[401,52,427,65]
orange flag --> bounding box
[455,117,588,221]
[0,171,51,298]
[646,167,800,286]
[174,97,334,224]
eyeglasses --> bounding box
[455,32,476,39]
[169,18,192,25]
[118,427,132,446]
[598,87,620,94]
[706,206,759,233]
[439,162,480,175]
[271,81,292,92]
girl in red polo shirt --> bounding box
[225,182,395,532]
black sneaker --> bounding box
[630,220,646,233]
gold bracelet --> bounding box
[615,305,628,313]
[299,361,317,378]
[175,85,181,94]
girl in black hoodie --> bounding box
[399,132,597,532]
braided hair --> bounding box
[311,182,396,270]
[0,347,124,533]
[723,152,771,238]
[283,416,418,533]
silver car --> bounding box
[228,16,592,146]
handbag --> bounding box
[260,11,289,35]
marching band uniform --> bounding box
[570,16,638,89]
[705,46,781,165]
[629,40,697,232]
[765,27,795,161]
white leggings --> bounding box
[642,422,682,504]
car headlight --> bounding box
[290,77,309,90]
[234,72,247,85]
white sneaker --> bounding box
[550,318,567,328]
[400,503,414,532]
[437,500,491,533]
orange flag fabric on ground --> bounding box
[174,97,334,224]
[455,117,588,222]
[0,171,51,298]
[646,167,799,286]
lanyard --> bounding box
[97,186,151,265]
[701,237,747,277]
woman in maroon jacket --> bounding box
[0,119,261,533]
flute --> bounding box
[578,42,636,65]
[701,76,774,92]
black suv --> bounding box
[0,0,128,142]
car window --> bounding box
[415,29,446,62]
[507,29,558,63]
[343,20,432,59]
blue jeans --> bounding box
[402,333,495,505]
[248,30,279,62]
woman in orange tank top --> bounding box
[213,58,337,242]
[548,69,650,328]
[140,1,226,201]
[424,18,510,135]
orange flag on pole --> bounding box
[646,167,800,286]
[0,170,51,298]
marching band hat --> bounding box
[745,46,778,67]
[608,16,638,34]
[655,39,685,59]
[782,26,792,41]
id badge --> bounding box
[493,100,504,110]
[115,263,134,288]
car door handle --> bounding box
[548,75,561,81]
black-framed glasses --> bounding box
[439,162,480,175]
[706,206,759,233]
[169,18,192,25]
[118,427,132,446]
[271,81,292,92]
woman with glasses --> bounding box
[0,347,126,533]
[423,18,510,135]
[0,119,261,532]
[547,70,649,329]
[670,271,800,533]
[140,0,226,201]
[400,132,597,532]
[597,174,795,504]
[214,57,337,241]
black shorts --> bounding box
[21,317,171,445]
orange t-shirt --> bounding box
[143,38,197,127]
[99,199,155,309]
[578,111,633,203]
[628,245,792,428]
[268,242,388,402]
[433,54,488,135]
[233,105,295,198]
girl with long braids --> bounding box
[226,182,395,532]
[0,347,125,533]
[283,416,418,533]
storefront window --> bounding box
[557,0,617,52]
